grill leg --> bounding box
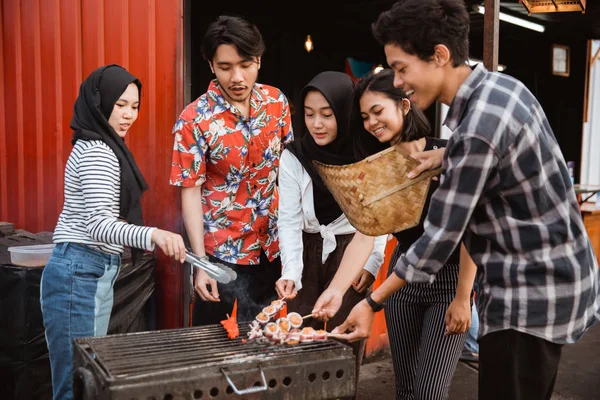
[73,367,98,400]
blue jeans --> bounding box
[465,298,480,353]
[40,242,121,400]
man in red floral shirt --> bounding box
[170,15,293,324]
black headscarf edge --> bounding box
[287,71,356,225]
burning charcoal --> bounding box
[287,312,303,329]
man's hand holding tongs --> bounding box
[194,263,220,302]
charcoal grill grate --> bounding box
[73,324,356,400]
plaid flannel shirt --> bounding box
[394,64,600,344]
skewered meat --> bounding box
[263,322,280,338]
[300,327,316,343]
[247,328,263,340]
[255,312,270,324]
[286,328,301,342]
[262,305,277,317]
[314,329,328,341]
[287,312,303,328]
[271,299,286,310]
[271,331,285,344]
[276,317,291,332]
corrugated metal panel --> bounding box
[0,0,185,329]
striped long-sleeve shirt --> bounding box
[394,64,600,344]
[53,140,155,255]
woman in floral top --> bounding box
[169,16,293,324]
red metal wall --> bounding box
[0,0,185,329]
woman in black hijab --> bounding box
[277,71,388,396]
[41,65,186,400]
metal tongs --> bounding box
[185,251,238,284]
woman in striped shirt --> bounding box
[40,65,186,400]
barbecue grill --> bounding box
[72,324,356,399]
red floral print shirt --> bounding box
[170,80,293,265]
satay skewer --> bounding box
[279,291,298,302]
[326,332,345,339]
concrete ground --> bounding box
[357,324,600,400]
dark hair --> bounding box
[372,0,470,67]
[351,69,431,159]
[201,15,265,62]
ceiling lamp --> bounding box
[519,0,586,14]
[477,5,546,32]
[304,35,314,53]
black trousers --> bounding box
[386,244,465,400]
[287,232,366,400]
[192,251,281,326]
[479,329,563,400]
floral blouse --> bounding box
[170,80,293,264]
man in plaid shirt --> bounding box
[330,1,600,398]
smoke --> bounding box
[218,265,275,323]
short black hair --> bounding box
[372,0,470,67]
[351,69,431,160]
[201,15,265,62]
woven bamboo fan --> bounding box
[313,145,442,236]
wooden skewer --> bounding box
[302,313,314,320]
[279,291,299,302]
[326,332,345,339]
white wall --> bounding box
[581,40,600,193]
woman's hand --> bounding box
[331,300,375,342]
[194,269,220,302]
[447,244,477,335]
[445,298,471,335]
[352,270,376,293]
[275,279,297,300]
[312,287,344,321]
[151,229,186,263]
[408,148,445,179]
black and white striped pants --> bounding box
[385,244,467,400]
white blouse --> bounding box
[278,149,387,291]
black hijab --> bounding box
[70,64,148,261]
[287,71,356,225]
